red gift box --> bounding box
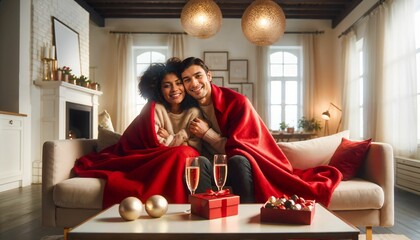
[189,192,240,219]
[260,205,315,225]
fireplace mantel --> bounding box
[34,80,102,142]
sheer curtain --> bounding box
[167,34,185,59]
[343,0,417,157]
[341,30,360,138]
[301,34,316,118]
[363,3,386,141]
[113,34,136,133]
[255,46,269,124]
[379,0,417,157]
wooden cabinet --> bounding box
[0,112,26,192]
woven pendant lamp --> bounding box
[241,0,286,46]
[180,0,222,39]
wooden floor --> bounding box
[0,185,419,240]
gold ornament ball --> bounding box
[118,197,142,221]
[145,195,168,218]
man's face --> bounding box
[181,65,212,106]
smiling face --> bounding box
[161,73,186,113]
[181,65,212,106]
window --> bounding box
[268,47,302,130]
[133,47,167,114]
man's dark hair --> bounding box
[180,57,210,74]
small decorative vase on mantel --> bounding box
[57,70,63,81]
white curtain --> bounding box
[341,30,360,139]
[343,0,417,157]
[255,46,269,124]
[113,34,136,133]
[363,3,386,140]
[301,34,316,118]
[167,34,184,59]
[379,0,417,157]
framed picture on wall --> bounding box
[212,77,224,86]
[225,83,242,93]
[241,83,254,104]
[229,59,248,83]
[204,51,228,70]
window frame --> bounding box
[132,46,167,114]
[267,47,303,130]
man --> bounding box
[180,57,342,206]
[181,57,254,203]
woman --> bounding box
[73,58,209,209]
[139,57,201,151]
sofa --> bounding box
[42,130,394,240]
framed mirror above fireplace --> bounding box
[52,17,81,77]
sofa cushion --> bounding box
[329,138,372,180]
[97,126,122,152]
[328,178,384,211]
[277,130,350,170]
[53,177,105,209]
[98,110,114,132]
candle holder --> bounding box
[41,58,57,81]
[42,58,51,81]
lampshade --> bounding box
[180,0,222,39]
[241,0,286,46]
[321,111,331,120]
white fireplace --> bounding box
[34,81,102,142]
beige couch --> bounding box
[42,131,394,239]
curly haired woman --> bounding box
[73,58,211,208]
[139,57,201,151]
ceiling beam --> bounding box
[75,0,105,27]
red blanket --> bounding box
[73,102,200,208]
[211,84,342,206]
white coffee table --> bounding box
[68,203,359,240]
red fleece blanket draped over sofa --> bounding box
[210,84,342,206]
[73,102,200,208]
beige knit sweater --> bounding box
[154,103,202,152]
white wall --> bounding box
[30,0,90,179]
[90,18,338,129]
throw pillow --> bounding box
[97,126,121,152]
[277,130,350,170]
[98,110,115,132]
[329,138,372,181]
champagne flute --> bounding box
[185,157,200,195]
[213,154,227,191]
[185,157,200,213]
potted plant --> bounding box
[279,121,289,132]
[76,75,89,87]
[90,81,100,91]
[298,117,322,133]
[61,66,72,82]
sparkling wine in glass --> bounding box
[213,154,227,191]
[185,157,200,195]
